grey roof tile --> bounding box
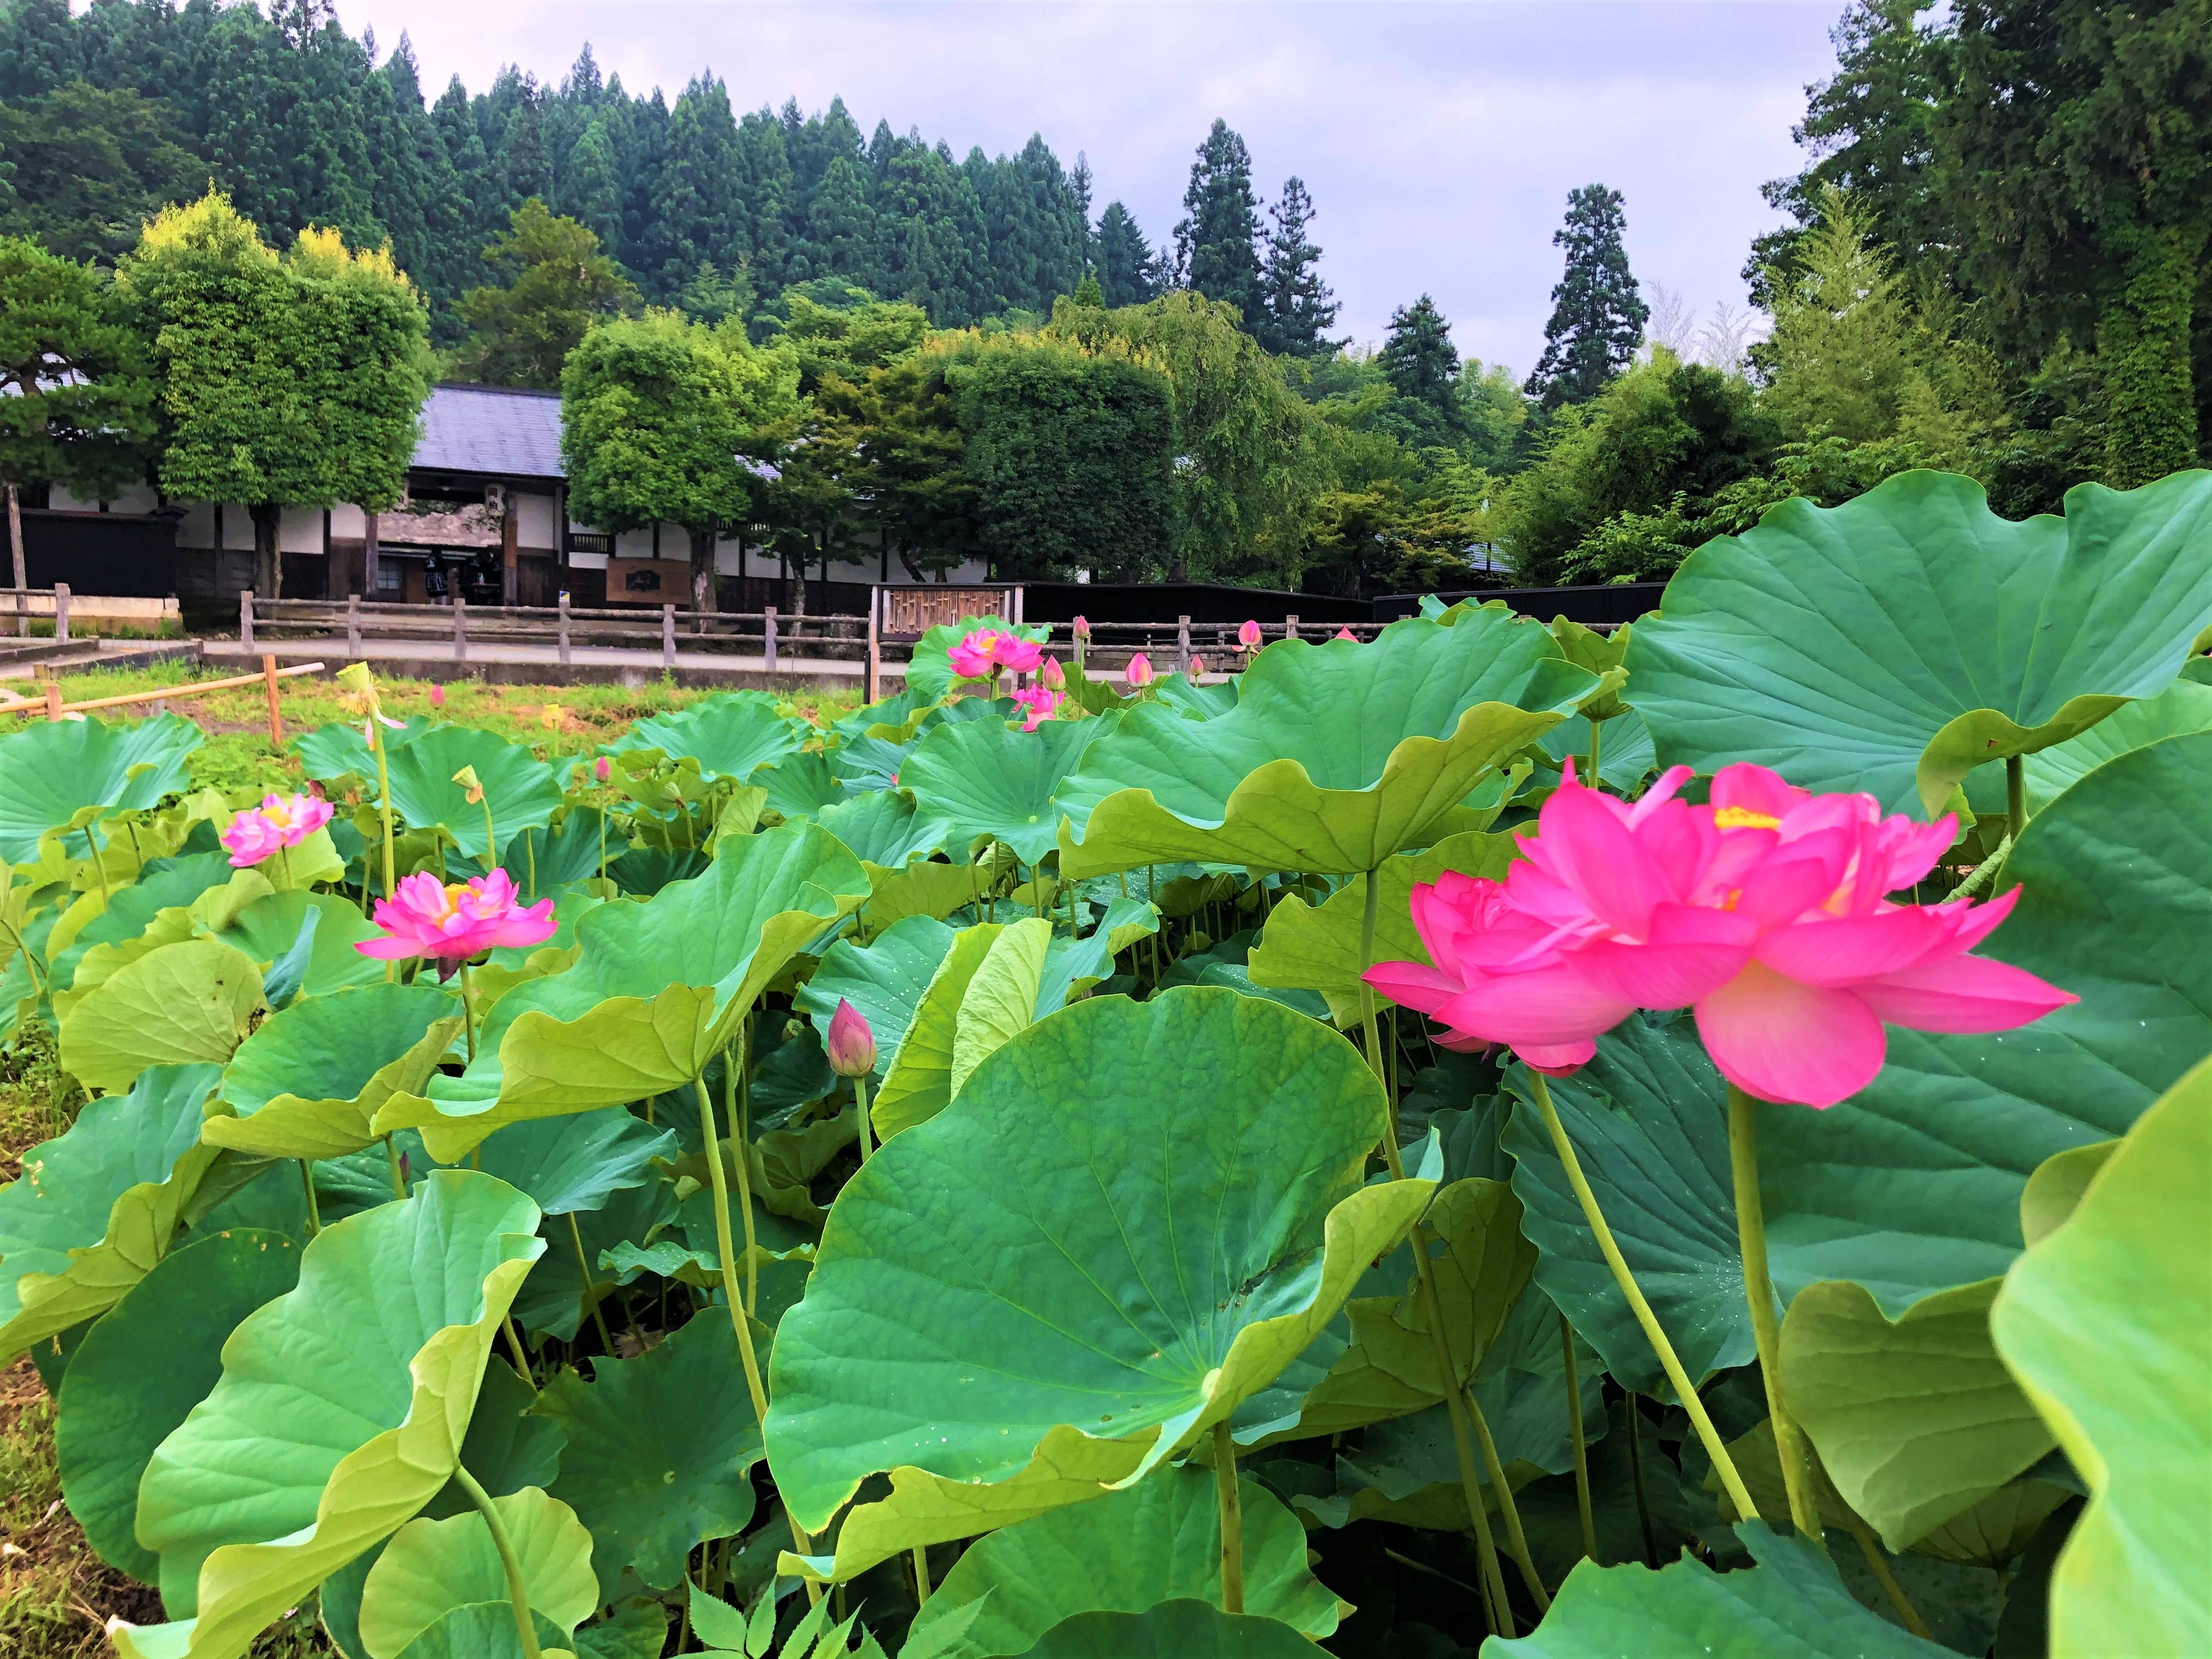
[412,384,566,480]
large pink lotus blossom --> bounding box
[948,628,1045,680]
[1365,762,2077,1107]
[355,868,557,963]
[1012,685,1063,731]
[221,791,334,868]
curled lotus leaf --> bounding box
[0,713,203,862]
[357,1488,596,1659]
[903,712,1111,867]
[794,914,956,1082]
[59,938,266,1094]
[763,987,1435,1581]
[1054,611,1594,877]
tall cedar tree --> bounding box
[1172,119,1264,326]
[1379,294,1460,412]
[454,199,641,389]
[1258,176,1338,357]
[1094,202,1158,308]
[1525,184,1648,411]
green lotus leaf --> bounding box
[1153,671,1240,721]
[374,822,868,1161]
[757,748,842,821]
[0,713,203,861]
[868,920,1005,1140]
[794,914,957,1081]
[1249,831,1518,1025]
[862,858,987,932]
[906,615,1054,702]
[906,1466,1344,1657]
[605,691,808,783]
[1021,1601,1318,1659]
[904,713,1111,866]
[1055,612,1592,877]
[46,849,235,991]
[814,787,952,871]
[385,727,563,862]
[359,1488,596,1658]
[2020,675,2212,812]
[1624,469,2212,817]
[512,1180,673,1343]
[116,1172,544,1659]
[473,1107,677,1217]
[289,716,432,783]
[533,1312,763,1601]
[1989,1054,2212,1656]
[1487,1521,1948,1657]
[569,1600,666,1659]
[384,1604,569,1659]
[218,891,387,998]
[764,988,1436,1580]
[1757,730,2212,1312]
[949,916,1053,1097]
[55,1228,302,1580]
[1550,616,1634,721]
[834,683,929,741]
[1782,1278,2054,1552]
[2019,1142,2117,1248]
[60,938,265,1094]
[1538,707,1657,793]
[0,1062,228,1358]
[206,984,460,1160]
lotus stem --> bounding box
[479,797,497,874]
[912,1544,932,1604]
[298,1159,320,1236]
[459,960,478,1063]
[2006,753,2026,848]
[454,1464,541,1659]
[369,700,396,902]
[854,1071,873,1164]
[1211,1420,1244,1615]
[1465,1386,1550,1612]
[1358,870,1389,1131]
[694,1072,769,1421]
[526,832,536,902]
[278,843,293,892]
[726,1037,759,1316]
[569,1210,617,1354]
[1563,1313,1598,1565]
[1728,1083,1825,1548]
[1525,1070,1761,1525]
[383,1134,406,1200]
[1588,718,1602,787]
[1844,1507,1933,1640]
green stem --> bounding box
[1526,1070,1761,1525]
[694,1073,770,1424]
[1563,1315,1598,1565]
[459,959,478,1063]
[383,1134,406,1200]
[526,831,536,902]
[1627,1395,1657,1568]
[1588,717,1603,787]
[369,712,396,901]
[1728,1083,1825,1547]
[1212,1420,1244,1615]
[278,843,294,892]
[726,1037,759,1317]
[453,1464,541,1659]
[912,1544,933,1605]
[1845,1508,1933,1640]
[298,1159,320,1236]
[569,1210,617,1354]
[480,798,497,874]
[502,1314,537,1393]
[854,1070,873,1164]
[1358,870,1387,1113]
[1465,1387,1550,1611]
[2006,753,2025,849]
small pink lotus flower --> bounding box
[1039,655,1066,688]
[825,998,877,1078]
[1365,762,2078,1107]
[221,791,335,868]
[430,684,446,708]
[1124,653,1154,690]
[1072,615,1091,640]
[355,868,557,964]
[593,755,611,783]
[1189,654,1210,679]
[1012,685,1063,731]
[1335,627,1357,641]
[1237,619,1262,653]
[949,627,1041,680]
[362,711,404,744]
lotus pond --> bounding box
[2,470,2207,1659]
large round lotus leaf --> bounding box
[0,1063,227,1358]
[47,850,235,993]
[472,1106,676,1217]
[903,712,1109,866]
[119,1171,544,1659]
[1625,469,2212,817]
[1488,1522,1948,1657]
[1781,1278,2053,1554]
[373,821,868,1161]
[906,615,1054,702]
[1054,612,1595,877]
[906,1467,1343,1657]
[605,691,807,783]
[207,984,459,1160]
[814,788,952,872]
[59,937,265,1094]
[0,713,203,860]
[218,891,387,999]
[763,987,1436,1581]
[384,726,563,862]
[794,914,956,1081]
[533,1312,763,1601]
[289,715,432,783]
[1990,1055,2211,1656]
[1249,830,1518,1026]
[1756,730,2212,1312]
[55,1228,301,1580]
[1021,1600,1319,1658]
[359,1488,596,1658]
[757,748,843,821]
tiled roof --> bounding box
[412,384,566,481]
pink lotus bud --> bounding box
[593,755,611,783]
[430,683,446,707]
[1072,615,1091,639]
[1039,655,1066,688]
[1237,619,1262,652]
[1124,653,1153,690]
[825,998,876,1077]
[1189,655,1209,679]
[1335,627,1357,641]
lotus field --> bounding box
[4,469,2210,1659]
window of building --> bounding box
[376,562,404,594]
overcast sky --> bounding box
[337,1,1843,376]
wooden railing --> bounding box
[1,652,320,740]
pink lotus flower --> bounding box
[355,868,557,963]
[995,634,1044,675]
[593,755,611,783]
[1237,619,1263,653]
[1012,685,1063,731]
[825,998,877,1077]
[1335,627,1357,641]
[221,791,334,868]
[1365,762,2077,1107]
[948,627,1043,680]
[1039,655,1066,688]
[1072,615,1091,640]
[1124,653,1154,690]
[430,683,446,708]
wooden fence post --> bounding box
[52,582,69,645]
[39,666,62,721]
[452,594,467,663]
[1176,614,1191,676]
[240,589,254,650]
[262,654,285,746]
[763,606,778,672]
[661,604,676,669]
[558,592,571,668]
[865,588,880,703]
[1285,613,1298,641]
[346,592,361,656]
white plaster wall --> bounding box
[330,502,368,538]
[281,505,323,553]
[515,492,556,551]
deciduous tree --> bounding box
[452,197,640,389]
